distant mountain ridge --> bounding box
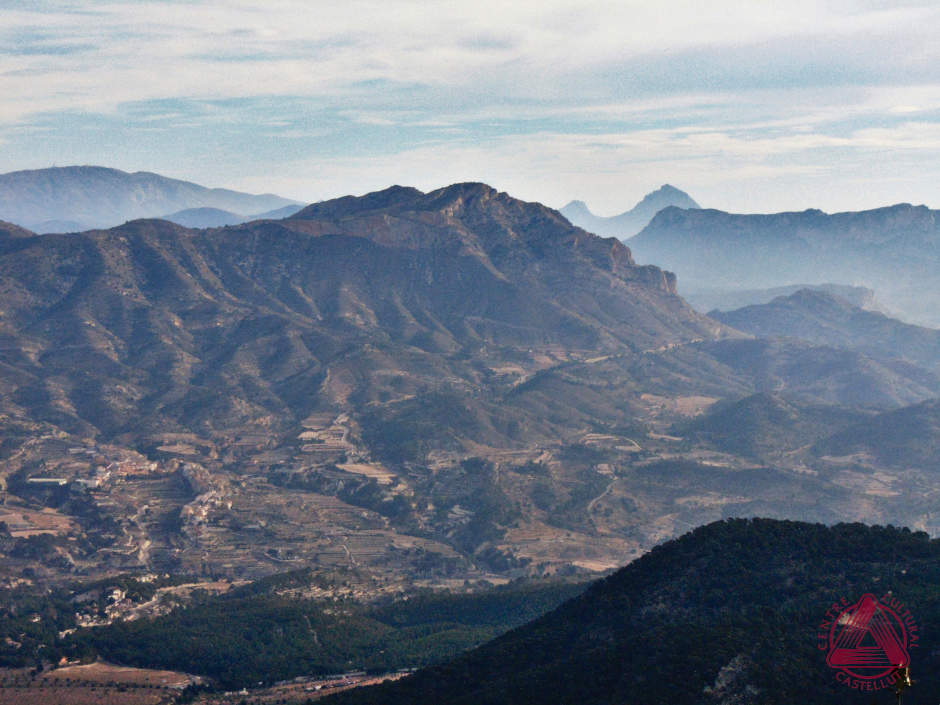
[628,202,940,327]
[684,283,888,316]
[161,203,304,228]
[561,184,699,239]
[0,165,300,231]
[711,289,940,373]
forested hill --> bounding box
[327,519,940,705]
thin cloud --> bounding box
[0,1,938,211]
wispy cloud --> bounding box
[0,1,938,211]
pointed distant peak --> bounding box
[635,184,700,211]
[560,200,593,216]
[377,184,425,199]
[656,184,686,195]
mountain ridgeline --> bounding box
[160,204,304,229]
[627,203,940,327]
[711,289,940,373]
[0,182,744,584]
[684,283,888,318]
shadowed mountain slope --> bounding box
[688,338,939,408]
[710,289,940,373]
[812,399,940,468]
[161,207,247,228]
[0,220,35,241]
[674,393,873,459]
[162,204,306,228]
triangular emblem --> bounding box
[827,594,909,674]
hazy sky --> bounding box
[1,0,938,213]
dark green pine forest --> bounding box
[325,519,940,705]
[40,577,586,689]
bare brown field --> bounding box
[0,506,76,538]
[336,462,395,484]
[42,662,198,688]
[0,686,170,705]
[641,393,718,416]
[499,521,635,570]
[0,662,198,705]
[0,668,176,705]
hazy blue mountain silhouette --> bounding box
[0,165,299,231]
[561,184,699,239]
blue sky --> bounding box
[1,0,938,213]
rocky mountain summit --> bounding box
[0,182,720,442]
[0,182,730,585]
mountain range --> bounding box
[560,184,699,239]
[1,181,939,593]
[0,166,299,232]
[0,182,732,585]
[627,203,940,327]
[711,288,940,373]
[684,282,889,317]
